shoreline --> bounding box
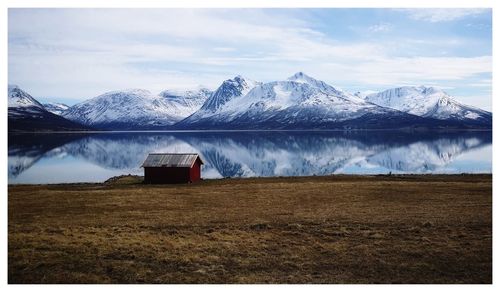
[7,173,493,187]
[8,128,494,134]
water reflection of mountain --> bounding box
[8,131,492,179]
[366,137,485,172]
[8,133,89,177]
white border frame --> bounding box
[1,0,496,290]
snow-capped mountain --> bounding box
[10,75,492,131]
[64,88,212,130]
[177,72,437,129]
[8,85,88,132]
[176,75,260,128]
[365,86,492,125]
[201,75,259,112]
[43,102,70,116]
[159,87,212,118]
[9,85,45,109]
[63,89,182,130]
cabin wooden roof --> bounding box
[141,153,203,168]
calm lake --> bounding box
[8,130,492,184]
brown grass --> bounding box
[8,174,492,284]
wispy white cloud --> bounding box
[8,9,389,98]
[454,95,492,111]
[368,22,392,32]
[8,8,492,110]
[466,79,492,87]
[399,8,489,22]
[212,47,236,52]
[353,56,491,84]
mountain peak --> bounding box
[287,72,334,89]
[419,85,444,95]
[89,89,156,103]
[365,85,490,122]
[8,85,45,109]
[121,88,153,96]
[225,75,257,88]
[8,84,20,91]
[396,85,444,95]
[285,72,354,100]
[287,72,316,83]
[199,76,259,113]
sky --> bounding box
[8,8,492,110]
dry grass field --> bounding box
[8,174,491,284]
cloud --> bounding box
[355,56,491,84]
[212,47,236,52]
[399,8,489,22]
[368,23,392,32]
[8,9,387,98]
[454,95,492,111]
[8,8,492,111]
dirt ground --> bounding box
[8,174,492,283]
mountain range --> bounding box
[365,86,492,126]
[8,85,89,132]
[8,73,492,131]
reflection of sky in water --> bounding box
[8,131,492,184]
[14,156,142,184]
[434,145,491,173]
[340,145,491,174]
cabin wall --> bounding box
[144,167,191,184]
[189,162,201,182]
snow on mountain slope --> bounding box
[9,85,45,109]
[244,72,371,110]
[223,72,369,113]
[43,102,70,116]
[8,85,88,131]
[200,75,259,113]
[63,89,183,129]
[288,72,366,104]
[177,75,260,125]
[11,76,491,131]
[63,88,213,130]
[365,86,492,124]
[178,72,419,129]
[159,87,212,118]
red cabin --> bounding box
[141,153,204,184]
